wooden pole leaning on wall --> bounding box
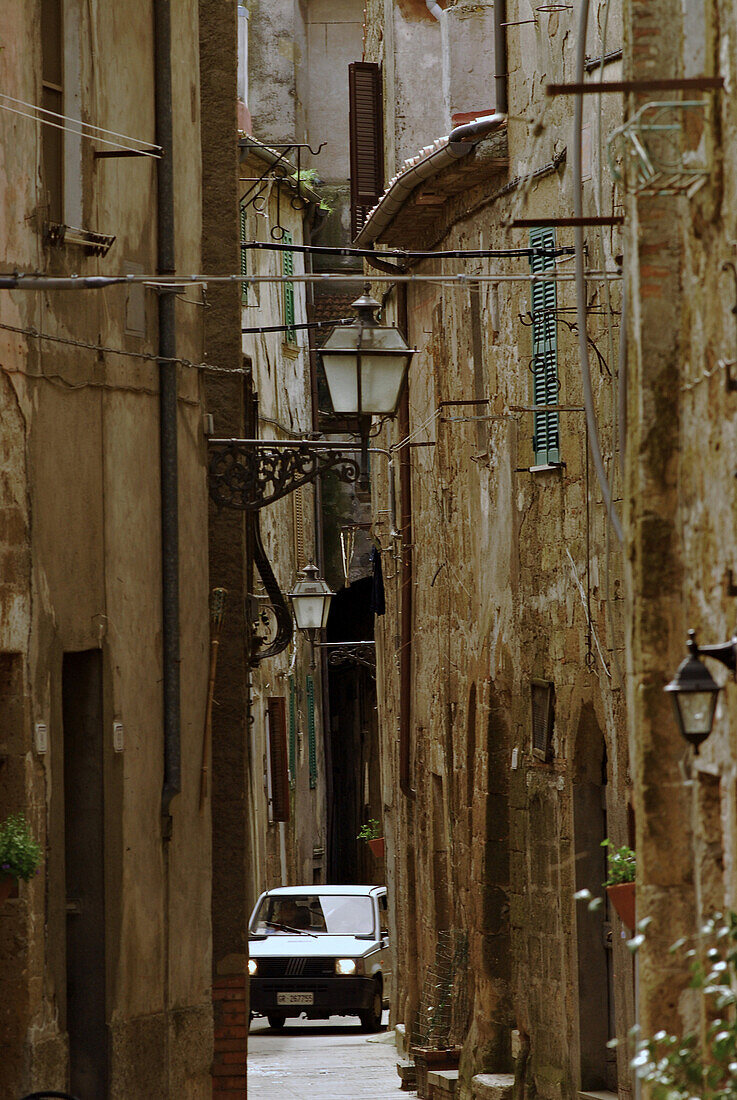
[199,587,228,810]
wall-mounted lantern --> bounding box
[664,629,736,751]
[320,286,415,420]
[288,563,334,645]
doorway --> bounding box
[573,705,616,1092]
[63,650,108,1096]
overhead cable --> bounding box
[241,240,576,261]
[0,92,161,157]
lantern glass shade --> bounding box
[320,322,412,416]
[664,650,721,750]
[288,564,333,633]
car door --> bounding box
[378,892,392,1004]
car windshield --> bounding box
[251,894,376,936]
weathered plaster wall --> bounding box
[0,1,212,1095]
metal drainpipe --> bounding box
[425,0,443,18]
[494,0,508,114]
[154,0,181,822]
[397,287,414,799]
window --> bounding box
[531,678,554,762]
[267,697,290,822]
[306,674,317,789]
[348,62,384,240]
[529,227,560,466]
[282,229,296,345]
[42,0,64,223]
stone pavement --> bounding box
[248,1012,409,1098]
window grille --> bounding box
[306,674,317,789]
[282,230,296,344]
[531,679,554,762]
[267,697,290,821]
[529,227,560,465]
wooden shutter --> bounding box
[529,228,560,465]
[239,202,248,305]
[282,230,296,343]
[306,675,317,790]
[292,486,306,571]
[349,62,384,239]
[288,676,296,790]
[267,697,290,822]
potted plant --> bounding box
[0,813,42,903]
[357,819,385,859]
[602,839,636,929]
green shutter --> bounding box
[306,674,317,789]
[239,202,248,306]
[283,230,296,344]
[288,675,296,789]
[529,227,560,465]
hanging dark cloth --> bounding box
[369,545,385,616]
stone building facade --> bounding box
[359,1,636,1097]
[0,1,215,1096]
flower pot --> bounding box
[607,882,635,929]
[368,837,385,858]
[0,873,19,903]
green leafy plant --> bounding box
[627,912,737,1099]
[602,839,636,886]
[357,818,382,843]
[0,813,42,881]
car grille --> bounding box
[255,957,337,978]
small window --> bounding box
[531,679,554,762]
[282,230,296,345]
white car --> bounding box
[247,884,390,1031]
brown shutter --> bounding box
[349,62,384,239]
[268,697,290,822]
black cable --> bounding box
[241,317,352,334]
[241,240,575,261]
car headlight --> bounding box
[335,958,358,976]
[248,959,258,976]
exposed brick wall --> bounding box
[212,973,248,1098]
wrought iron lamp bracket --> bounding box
[691,629,737,678]
[208,439,362,511]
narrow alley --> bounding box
[248,1015,400,1099]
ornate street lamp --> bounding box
[288,563,334,645]
[664,629,736,751]
[320,287,414,419]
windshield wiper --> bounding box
[264,920,317,938]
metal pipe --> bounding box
[494,0,509,114]
[397,288,414,798]
[572,0,624,544]
[426,0,443,19]
[0,271,622,288]
[155,0,181,819]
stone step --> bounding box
[471,1072,515,1100]
[397,1056,417,1091]
[428,1067,459,1098]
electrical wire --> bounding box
[0,93,161,156]
[241,239,575,262]
[572,0,624,545]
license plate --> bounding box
[277,992,314,1006]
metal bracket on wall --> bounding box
[208,439,362,511]
[240,141,327,240]
[315,641,377,677]
[250,515,293,665]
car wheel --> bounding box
[267,1013,286,1030]
[359,981,383,1032]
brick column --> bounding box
[212,967,248,1098]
